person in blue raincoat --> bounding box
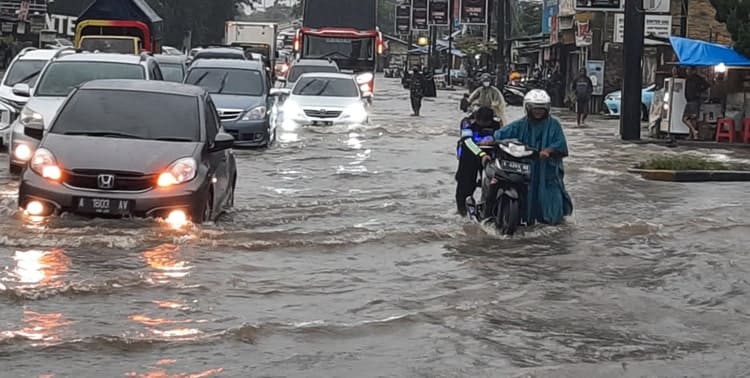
[485,89,573,225]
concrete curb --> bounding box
[627,167,750,182]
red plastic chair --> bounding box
[716,118,735,143]
[743,118,750,144]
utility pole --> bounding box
[619,0,645,140]
[680,0,689,37]
[496,0,505,86]
[448,0,454,87]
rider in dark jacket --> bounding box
[455,106,502,215]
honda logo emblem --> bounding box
[97,174,115,189]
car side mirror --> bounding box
[24,122,44,140]
[13,83,30,97]
[210,132,234,152]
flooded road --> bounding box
[2,76,750,377]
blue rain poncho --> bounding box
[494,116,573,225]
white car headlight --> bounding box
[30,148,61,180]
[241,106,267,121]
[19,107,43,128]
[342,103,368,122]
[282,100,305,119]
[157,157,197,187]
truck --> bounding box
[225,21,278,78]
[295,0,383,94]
[74,0,163,54]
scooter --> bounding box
[502,85,526,106]
[465,139,538,235]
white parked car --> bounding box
[278,73,371,129]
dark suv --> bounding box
[18,80,237,224]
[185,59,279,147]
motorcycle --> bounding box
[502,85,526,106]
[465,139,538,235]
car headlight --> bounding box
[30,148,61,181]
[356,72,374,84]
[282,100,305,119]
[342,103,368,122]
[241,106,267,121]
[157,157,197,187]
[14,143,33,161]
[19,107,43,128]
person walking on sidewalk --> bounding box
[408,65,426,116]
[573,68,593,127]
[682,67,711,140]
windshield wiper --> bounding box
[296,79,320,95]
[217,72,229,94]
[314,81,330,96]
[63,131,144,139]
[153,137,194,142]
[9,70,42,86]
[191,71,210,86]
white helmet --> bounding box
[523,89,551,118]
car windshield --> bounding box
[160,63,185,82]
[185,68,264,96]
[4,59,47,87]
[51,89,200,141]
[35,62,145,97]
[80,38,135,54]
[287,64,339,82]
[195,52,244,61]
[292,77,358,97]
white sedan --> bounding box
[276,72,371,130]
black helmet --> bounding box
[475,106,494,123]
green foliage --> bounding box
[145,0,251,46]
[639,155,730,171]
[455,35,497,56]
[378,0,398,35]
[710,0,750,56]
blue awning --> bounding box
[670,36,750,67]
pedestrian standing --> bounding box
[409,65,426,116]
[573,68,593,127]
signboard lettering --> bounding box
[460,0,488,25]
[613,13,671,44]
[575,0,621,11]
[428,0,449,25]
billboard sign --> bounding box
[575,0,621,11]
[395,4,411,34]
[428,0,449,26]
[412,0,428,30]
[460,0,488,25]
[613,13,672,43]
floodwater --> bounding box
[2,76,750,378]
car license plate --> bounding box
[500,160,530,174]
[75,197,133,215]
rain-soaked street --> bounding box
[2,76,750,377]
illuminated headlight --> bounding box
[157,157,197,187]
[282,100,305,120]
[241,106,267,121]
[19,107,43,128]
[356,72,373,84]
[663,93,670,102]
[14,143,33,161]
[499,143,533,158]
[360,83,371,93]
[342,103,368,123]
[30,148,61,180]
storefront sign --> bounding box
[460,0,488,25]
[45,13,77,36]
[411,0,428,30]
[575,0,621,11]
[575,20,592,46]
[428,0,449,26]
[542,0,558,35]
[613,13,671,43]
[395,4,411,34]
[586,60,604,96]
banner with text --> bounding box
[412,0,428,30]
[613,13,671,43]
[460,0,488,25]
[428,0,449,25]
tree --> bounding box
[710,0,750,56]
[145,0,251,46]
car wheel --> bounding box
[197,191,213,224]
[227,176,236,208]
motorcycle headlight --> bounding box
[19,107,43,128]
[157,157,197,187]
[356,72,374,84]
[282,100,305,119]
[342,103,368,122]
[499,143,534,158]
[30,148,61,181]
[241,106,267,121]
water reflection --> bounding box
[142,244,192,283]
[11,249,70,287]
[125,367,224,378]
[4,310,73,345]
[346,132,362,149]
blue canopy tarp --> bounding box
[670,36,750,67]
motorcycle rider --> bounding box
[455,106,502,216]
[468,73,507,125]
[485,89,573,225]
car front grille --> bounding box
[217,109,243,122]
[63,169,155,191]
[226,129,264,142]
[303,109,342,119]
